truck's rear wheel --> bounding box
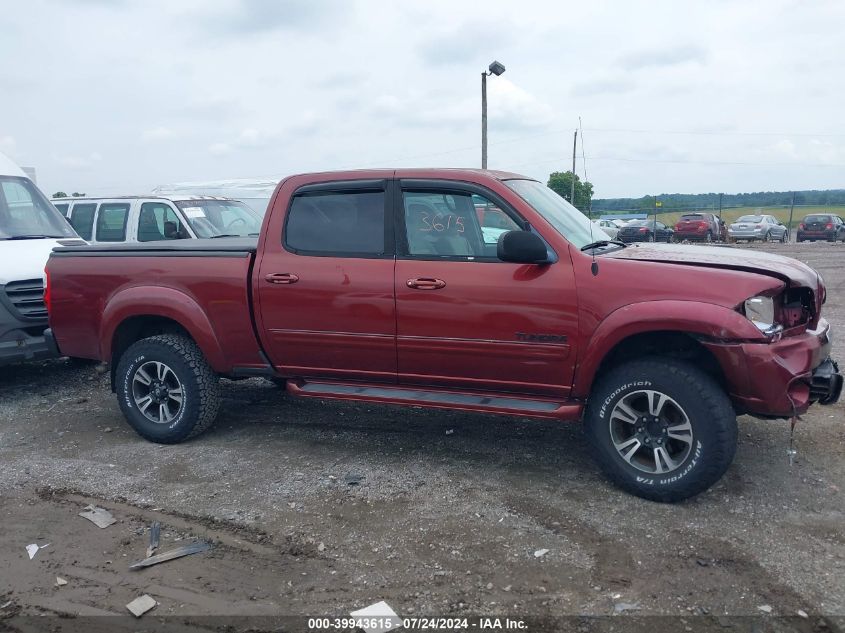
[584,357,737,502]
[116,334,220,443]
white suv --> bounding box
[51,195,262,244]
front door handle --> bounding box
[406,277,446,290]
[265,273,299,285]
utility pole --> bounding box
[480,61,506,169]
[718,193,723,223]
[787,191,796,241]
[481,71,488,169]
[570,129,578,206]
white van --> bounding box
[0,151,82,365]
[51,195,262,244]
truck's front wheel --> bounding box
[115,334,220,443]
[584,358,737,502]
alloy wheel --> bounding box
[132,361,184,424]
[608,390,694,474]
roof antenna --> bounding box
[578,117,599,276]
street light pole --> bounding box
[481,61,506,169]
[481,71,488,169]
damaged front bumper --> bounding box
[703,318,841,418]
[810,357,842,404]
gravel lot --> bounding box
[0,241,843,627]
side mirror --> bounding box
[497,230,548,264]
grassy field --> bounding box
[622,206,845,228]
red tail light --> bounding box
[44,266,51,315]
[698,221,708,227]
[799,223,805,229]
[639,227,648,232]
[826,223,833,229]
[755,224,762,228]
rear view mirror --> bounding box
[497,230,548,264]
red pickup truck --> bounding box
[45,169,841,502]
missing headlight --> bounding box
[744,295,784,337]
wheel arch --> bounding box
[573,300,763,399]
[101,287,229,383]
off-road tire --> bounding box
[115,334,220,444]
[584,357,737,502]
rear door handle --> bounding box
[265,273,299,285]
[406,277,446,290]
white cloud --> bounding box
[141,126,176,142]
[0,135,17,158]
[3,0,845,198]
[52,152,103,169]
[208,142,232,156]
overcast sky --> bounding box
[2,0,844,199]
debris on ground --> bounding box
[78,504,116,529]
[25,543,49,560]
[350,600,401,633]
[757,604,773,614]
[129,541,211,570]
[445,429,454,435]
[613,602,641,614]
[797,610,808,618]
[533,548,549,558]
[345,474,362,486]
[126,594,157,617]
[55,576,67,587]
[146,521,161,558]
[317,542,326,552]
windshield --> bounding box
[736,215,763,223]
[174,199,261,238]
[626,219,656,227]
[504,179,608,248]
[804,215,831,223]
[0,176,77,240]
[680,214,703,220]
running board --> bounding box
[286,379,582,420]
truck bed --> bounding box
[48,238,266,373]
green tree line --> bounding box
[593,189,845,212]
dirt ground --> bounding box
[0,241,843,629]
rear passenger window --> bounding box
[69,203,96,240]
[96,203,129,242]
[53,203,69,216]
[285,191,385,255]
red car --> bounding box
[45,169,841,502]
[673,212,721,242]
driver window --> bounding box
[402,190,519,259]
[138,202,186,241]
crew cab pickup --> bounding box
[46,169,842,502]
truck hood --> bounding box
[604,243,819,288]
[0,238,85,285]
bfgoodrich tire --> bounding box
[115,334,220,444]
[584,357,737,502]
